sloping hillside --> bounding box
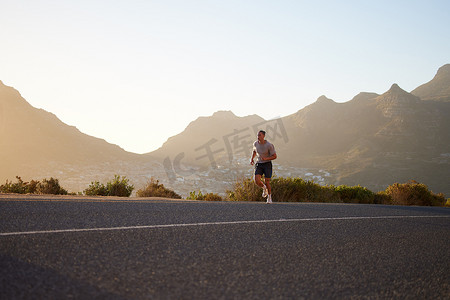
[412,64,450,101]
[0,81,152,192]
[149,110,266,166]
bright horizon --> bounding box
[1,0,449,154]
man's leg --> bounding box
[265,178,271,195]
[254,174,265,187]
[265,178,272,203]
[264,162,273,203]
[255,174,268,197]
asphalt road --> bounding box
[1,194,449,299]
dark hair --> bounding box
[258,130,266,136]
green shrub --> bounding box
[83,175,134,197]
[270,177,306,202]
[0,176,66,195]
[383,180,446,206]
[187,190,223,201]
[271,177,339,203]
[187,191,204,200]
[226,177,262,201]
[0,176,28,194]
[334,185,375,204]
[84,181,108,196]
[429,194,445,206]
[373,192,392,205]
[27,180,40,194]
[107,175,134,197]
[204,193,223,201]
[136,178,181,198]
[36,177,68,195]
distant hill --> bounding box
[412,64,450,102]
[0,81,151,192]
[149,110,265,166]
[282,84,449,193]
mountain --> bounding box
[0,80,135,163]
[0,81,156,192]
[151,65,450,196]
[279,93,383,161]
[412,64,450,102]
[329,84,449,192]
[270,83,448,192]
[149,110,265,166]
[1,64,449,197]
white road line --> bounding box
[1,215,449,236]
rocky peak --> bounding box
[376,84,420,117]
[316,95,335,104]
[387,83,403,93]
[412,64,450,101]
[212,110,237,119]
[350,92,379,102]
[435,64,450,77]
[379,84,419,102]
[311,95,337,109]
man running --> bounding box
[250,130,277,203]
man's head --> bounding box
[257,130,266,142]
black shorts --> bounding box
[254,162,273,178]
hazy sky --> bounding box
[1,0,449,153]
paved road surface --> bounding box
[1,194,449,299]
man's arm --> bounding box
[250,150,257,165]
[262,153,277,161]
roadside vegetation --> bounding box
[0,176,67,195]
[84,175,134,197]
[1,175,448,206]
[226,177,447,206]
[0,175,133,197]
[381,180,447,206]
[136,178,181,199]
[187,190,223,201]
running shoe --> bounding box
[262,184,268,198]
